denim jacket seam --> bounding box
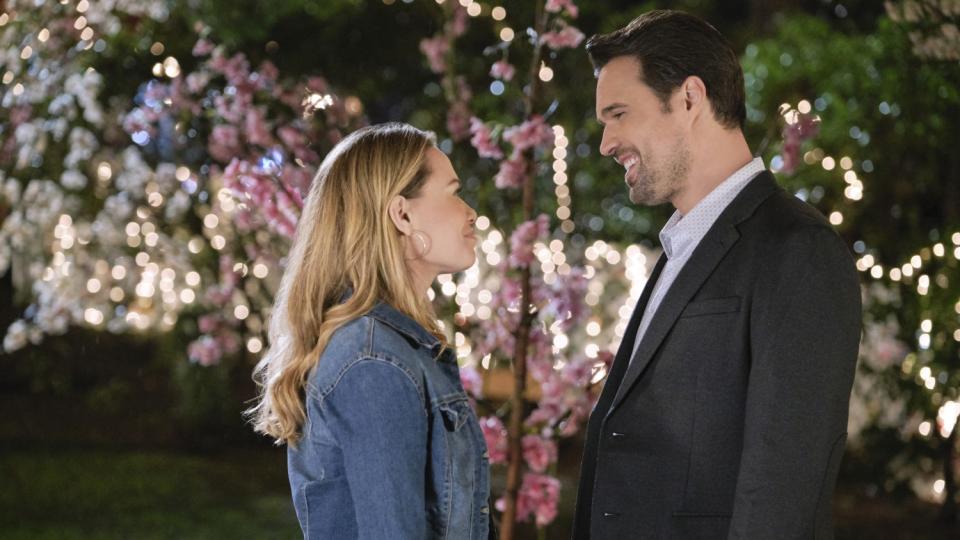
[318,354,427,416]
[300,482,310,538]
[432,392,470,408]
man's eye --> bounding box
[613,112,625,120]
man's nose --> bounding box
[599,128,617,157]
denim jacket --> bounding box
[287,300,491,539]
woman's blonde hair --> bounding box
[248,122,445,445]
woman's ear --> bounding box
[388,195,413,236]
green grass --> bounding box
[0,448,301,539]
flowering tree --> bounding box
[415,0,624,536]
[0,1,363,362]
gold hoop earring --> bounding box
[409,230,432,259]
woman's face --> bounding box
[405,147,478,279]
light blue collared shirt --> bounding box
[631,157,766,360]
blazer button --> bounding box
[482,450,489,459]
[481,506,489,514]
[610,431,626,438]
[602,512,620,519]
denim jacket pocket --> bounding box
[439,399,471,432]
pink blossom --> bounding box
[538,268,589,332]
[541,25,585,50]
[257,60,279,86]
[278,125,307,151]
[204,285,233,305]
[509,214,550,268]
[420,35,449,74]
[494,156,526,189]
[490,60,516,81]
[522,434,558,472]
[222,158,300,238]
[192,38,215,57]
[209,52,251,85]
[561,357,593,387]
[449,5,469,37]
[244,107,273,147]
[496,473,561,526]
[216,329,241,354]
[208,124,242,163]
[479,415,508,464]
[188,335,222,366]
[503,115,554,153]
[446,100,471,141]
[460,364,484,398]
[198,314,220,334]
[780,111,820,174]
[185,72,210,94]
[469,117,504,159]
[545,0,579,18]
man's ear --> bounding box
[681,75,707,116]
[388,195,413,236]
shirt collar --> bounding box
[659,157,766,259]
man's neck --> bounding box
[672,130,754,215]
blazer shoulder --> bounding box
[740,190,854,271]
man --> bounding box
[574,10,862,539]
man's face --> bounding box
[595,56,690,207]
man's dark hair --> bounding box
[585,10,746,130]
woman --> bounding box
[248,123,491,539]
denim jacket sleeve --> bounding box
[321,357,428,539]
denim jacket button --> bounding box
[482,450,489,459]
[481,506,489,514]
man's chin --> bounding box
[628,187,664,207]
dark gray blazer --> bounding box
[573,172,862,539]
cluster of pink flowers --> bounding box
[118,34,365,367]
[494,156,527,189]
[480,415,509,464]
[509,214,551,268]
[541,25,586,50]
[489,60,516,81]
[221,157,302,238]
[495,473,562,527]
[421,1,597,531]
[447,77,473,141]
[469,118,504,159]
[545,0,579,18]
[419,36,449,74]
[459,364,484,399]
[483,115,556,189]
[503,115,555,153]
[780,110,820,174]
[522,434,558,472]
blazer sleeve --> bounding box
[728,225,862,539]
[322,358,429,540]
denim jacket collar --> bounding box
[339,287,442,350]
[367,301,441,350]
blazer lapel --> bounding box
[608,171,781,412]
[593,254,667,416]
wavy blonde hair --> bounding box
[248,123,446,445]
